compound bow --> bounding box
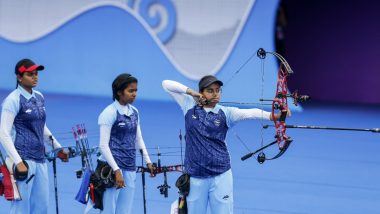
[223,48,310,163]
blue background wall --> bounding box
[0,1,283,106]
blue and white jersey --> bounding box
[98,101,141,171]
[184,104,232,178]
[162,80,271,178]
[1,87,46,163]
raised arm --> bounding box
[162,80,190,104]
[225,106,291,127]
[162,80,201,114]
[225,107,271,128]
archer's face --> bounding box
[118,82,137,105]
[201,83,221,107]
[18,70,39,91]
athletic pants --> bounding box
[187,169,233,214]
[11,161,48,214]
[100,170,136,214]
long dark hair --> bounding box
[112,73,138,101]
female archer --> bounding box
[0,58,68,214]
[97,73,154,214]
[162,75,290,214]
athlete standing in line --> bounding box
[97,73,155,214]
[0,59,68,214]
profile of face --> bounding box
[201,83,221,106]
[17,70,39,91]
[118,82,138,105]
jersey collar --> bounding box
[17,86,36,100]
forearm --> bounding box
[185,87,200,97]
[231,108,272,122]
[162,80,195,113]
[136,125,151,164]
[44,125,62,149]
[162,79,201,100]
[162,80,188,94]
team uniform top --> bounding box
[0,86,61,164]
[98,100,151,172]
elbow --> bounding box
[162,80,170,90]
[98,143,108,155]
[0,129,7,144]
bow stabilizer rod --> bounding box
[241,139,278,161]
[263,124,380,133]
[219,101,272,106]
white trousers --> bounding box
[187,169,233,214]
[11,161,49,214]
[100,170,136,214]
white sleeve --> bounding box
[44,125,62,149]
[99,125,120,171]
[225,107,271,128]
[0,111,22,164]
[135,123,152,164]
[98,104,117,127]
[1,93,19,116]
[162,80,195,114]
